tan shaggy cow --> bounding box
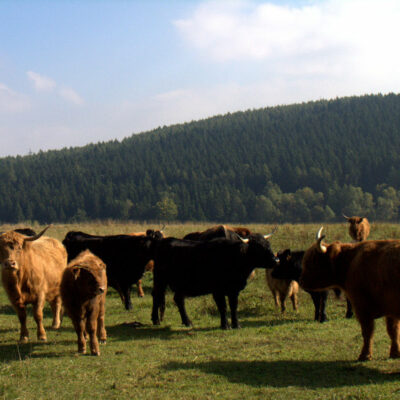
[300,227,400,361]
[61,250,107,356]
[0,226,67,343]
[266,269,299,313]
[343,215,370,242]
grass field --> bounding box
[0,222,399,399]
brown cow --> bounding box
[0,226,67,343]
[343,215,370,242]
[129,229,165,297]
[61,250,107,356]
[300,227,400,361]
[265,269,299,313]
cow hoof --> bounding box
[345,312,353,319]
[19,336,29,344]
[91,351,100,356]
[357,354,372,362]
[232,324,241,329]
[221,325,231,330]
[38,336,47,342]
[389,351,400,359]
[78,348,86,354]
[100,339,107,344]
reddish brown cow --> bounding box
[265,269,299,313]
[300,227,400,361]
[0,226,67,343]
[128,229,165,297]
[61,250,107,356]
[343,215,370,242]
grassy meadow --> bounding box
[0,221,400,399]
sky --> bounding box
[1,0,400,157]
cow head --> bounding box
[272,249,302,281]
[343,215,370,241]
[69,250,107,297]
[300,227,338,291]
[245,233,279,269]
[0,226,51,271]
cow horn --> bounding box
[316,227,327,253]
[264,226,277,240]
[24,225,52,242]
[343,214,350,220]
[160,224,166,232]
[240,237,249,243]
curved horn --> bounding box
[240,237,249,243]
[264,225,278,240]
[24,225,52,242]
[160,224,166,232]
[316,227,327,253]
[343,214,350,220]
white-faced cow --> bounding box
[300,227,400,361]
[0,226,67,343]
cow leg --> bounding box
[358,317,375,361]
[212,293,229,330]
[345,298,353,319]
[32,297,47,341]
[86,314,100,356]
[122,286,133,310]
[228,293,240,329]
[137,279,145,297]
[173,293,192,327]
[290,292,298,311]
[15,304,29,343]
[386,317,400,358]
[97,299,107,344]
[318,291,328,323]
[49,296,62,329]
[151,284,166,325]
[73,318,87,354]
[279,292,287,314]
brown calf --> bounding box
[343,215,370,241]
[0,226,67,343]
[266,269,299,313]
[301,227,400,361]
[61,250,107,356]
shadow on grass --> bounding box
[106,323,179,341]
[163,359,400,388]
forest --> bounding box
[0,93,400,223]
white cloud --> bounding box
[0,83,30,113]
[27,71,56,91]
[59,87,84,106]
[174,0,400,89]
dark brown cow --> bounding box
[183,225,251,241]
[0,226,67,343]
[61,250,107,356]
[343,215,370,242]
[128,229,165,297]
[300,227,400,361]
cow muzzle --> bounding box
[97,286,106,294]
[2,260,18,270]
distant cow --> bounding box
[272,249,352,322]
[183,225,251,241]
[128,229,165,297]
[266,267,298,313]
[151,233,278,329]
[61,250,107,356]
[300,227,400,361]
[0,226,67,343]
[343,215,370,242]
[62,231,162,311]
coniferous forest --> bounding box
[1,93,400,224]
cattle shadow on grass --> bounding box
[106,323,178,341]
[164,359,400,388]
[0,304,15,315]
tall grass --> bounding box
[0,222,399,399]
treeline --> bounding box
[1,93,400,223]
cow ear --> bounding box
[72,267,81,280]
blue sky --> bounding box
[1,0,400,157]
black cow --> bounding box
[271,249,353,322]
[62,230,162,311]
[183,225,251,241]
[151,233,278,330]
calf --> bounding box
[62,231,161,311]
[151,233,278,329]
[343,215,370,242]
[61,250,107,356]
[300,227,400,361]
[0,226,67,343]
[266,268,298,313]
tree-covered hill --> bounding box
[1,93,400,223]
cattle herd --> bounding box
[1,215,399,362]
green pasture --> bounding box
[0,222,399,399]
